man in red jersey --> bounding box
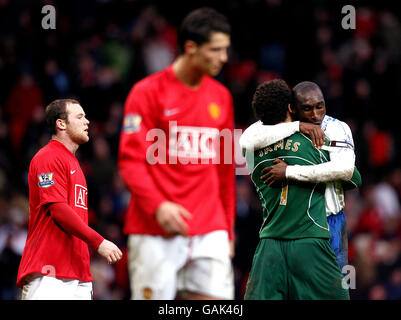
[118,7,235,300]
[17,99,122,300]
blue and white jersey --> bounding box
[321,115,354,149]
[321,115,355,216]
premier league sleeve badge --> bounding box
[38,172,55,188]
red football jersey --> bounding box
[118,65,236,239]
[17,140,92,288]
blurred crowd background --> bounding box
[1,0,401,300]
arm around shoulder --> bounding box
[239,121,300,150]
[285,148,355,183]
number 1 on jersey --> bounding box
[280,184,288,205]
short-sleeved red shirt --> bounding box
[17,140,92,288]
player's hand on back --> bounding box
[261,158,288,187]
[155,201,192,236]
[299,122,325,148]
[97,239,123,264]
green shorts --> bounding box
[244,237,349,300]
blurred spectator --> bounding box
[101,25,132,82]
[373,180,401,222]
[363,121,394,171]
[386,268,401,299]
[353,184,385,237]
[90,136,115,191]
[368,283,388,300]
[377,11,401,62]
[42,59,71,103]
[91,256,117,300]
[233,176,261,299]
[5,72,43,152]
[389,168,401,201]
[133,6,176,75]
[0,193,28,300]
[354,7,377,40]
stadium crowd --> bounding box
[1,0,401,300]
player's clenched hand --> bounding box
[299,122,325,148]
[97,239,123,264]
[261,158,288,187]
[156,201,192,236]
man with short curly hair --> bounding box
[250,79,292,125]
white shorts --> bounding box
[21,274,93,300]
[127,230,234,300]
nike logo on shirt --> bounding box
[164,108,180,116]
[70,170,76,174]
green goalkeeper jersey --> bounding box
[245,132,331,240]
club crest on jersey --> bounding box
[38,172,55,188]
[208,103,221,120]
[123,114,142,133]
[75,184,88,210]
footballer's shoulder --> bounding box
[322,115,354,143]
[322,115,350,131]
[30,149,68,177]
[322,115,338,128]
[132,69,166,92]
[33,143,53,160]
[204,75,230,94]
[32,142,69,165]
[124,69,167,107]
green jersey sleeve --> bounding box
[342,166,362,191]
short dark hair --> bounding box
[177,7,231,54]
[45,99,80,135]
[292,81,323,104]
[252,79,292,125]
